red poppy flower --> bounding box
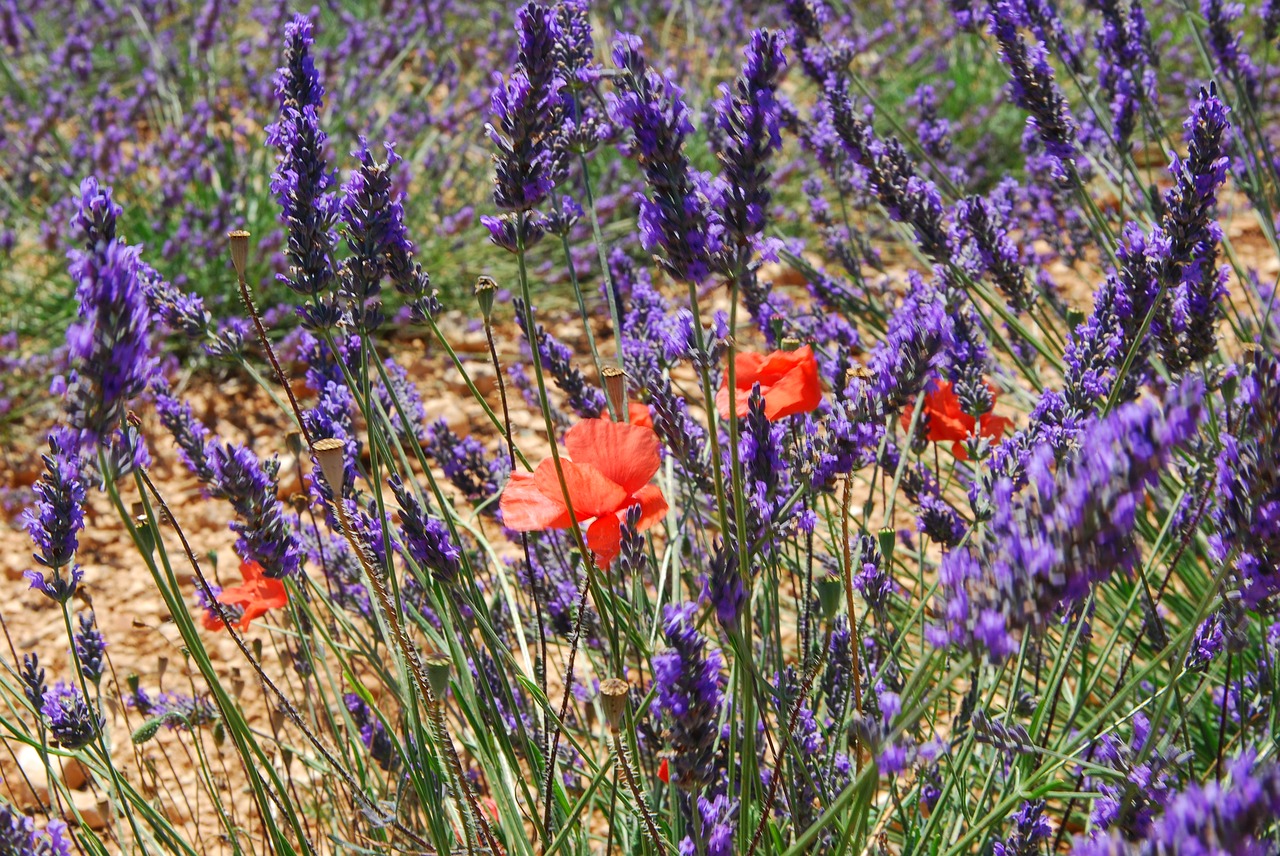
[715,345,823,421]
[658,758,670,783]
[499,419,668,566]
[902,379,1013,461]
[202,559,288,632]
[598,401,654,430]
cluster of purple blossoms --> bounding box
[1074,751,1280,855]
[390,475,461,585]
[955,192,1033,313]
[1211,350,1280,607]
[482,2,567,252]
[22,432,86,603]
[1090,0,1156,152]
[64,176,157,449]
[868,271,947,412]
[42,680,103,750]
[513,297,607,418]
[1201,0,1259,105]
[424,420,508,507]
[267,14,340,328]
[933,382,1203,661]
[736,385,794,551]
[1156,86,1231,373]
[702,539,744,629]
[993,800,1053,856]
[337,140,416,331]
[127,684,218,731]
[155,387,302,578]
[345,693,398,772]
[20,654,46,712]
[988,0,1079,174]
[651,602,726,790]
[610,34,724,284]
[0,805,71,856]
[75,611,107,683]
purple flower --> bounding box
[424,420,508,507]
[933,382,1203,661]
[652,602,725,789]
[20,653,46,711]
[75,611,107,683]
[337,140,413,331]
[610,34,724,283]
[1211,350,1280,607]
[345,693,398,772]
[390,475,460,585]
[989,1,1079,169]
[513,297,607,418]
[702,539,744,628]
[23,432,85,575]
[42,681,103,750]
[1201,0,1259,104]
[993,800,1053,856]
[64,177,157,448]
[1157,86,1231,372]
[267,14,339,325]
[205,441,302,579]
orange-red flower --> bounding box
[499,419,668,566]
[902,379,1013,461]
[202,559,289,632]
[716,345,823,421]
[598,401,654,429]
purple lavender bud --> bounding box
[610,34,724,283]
[993,800,1053,856]
[702,539,745,628]
[20,653,46,711]
[338,140,411,331]
[824,88,949,262]
[390,475,460,585]
[345,693,398,772]
[989,1,1079,169]
[1266,0,1280,41]
[1073,751,1280,854]
[852,533,893,613]
[42,681,103,750]
[618,504,647,582]
[0,806,33,855]
[956,193,1032,312]
[424,420,508,506]
[513,297,607,418]
[154,386,214,483]
[65,177,157,447]
[651,602,725,789]
[1201,0,1259,104]
[1158,85,1231,371]
[22,433,85,573]
[869,271,946,411]
[206,442,302,579]
[1211,350,1280,607]
[74,611,107,683]
[267,15,339,321]
[933,381,1203,661]
[685,794,736,856]
[1185,610,1226,671]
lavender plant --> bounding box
[4,2,1280,855]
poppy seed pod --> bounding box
[312,438,346,495]
[602,366,627,419]
[424,654,452,699]
[599,678,630,732]
[227,230,250,279]
[474,275,498,324]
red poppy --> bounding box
[598,401,654,430]
[658,758,670,783]
[202,559,289,632]
[499,419,668,567]
[902,379,1013,461]
[715,345,823,421]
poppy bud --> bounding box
[780,336,802,352]
[312,437,346,496]
[598,677,630,732]
[602,366,627,420]
[877,527,896,564]
[474,275,498,324]
[228,230,250,279]
[286,430,304,457]
[1065,308,1085,329]
[817,576,844,620]
[424,654,452,700]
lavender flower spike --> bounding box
[64,177,158,447]
[22,432,87,604]
[42,681,104,750]
[932,381,1203,661]
[651,602,726,789]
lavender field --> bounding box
[1,0,1279,853]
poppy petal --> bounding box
[715,383,750,420]
[586,514,624,567]
[629,484,669,531]
[533,458,628,519]
[500,471,572,530]
[599,402,654,429]
[563,419,663,496]
[761,359,823,420]
[731,351,767,388]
